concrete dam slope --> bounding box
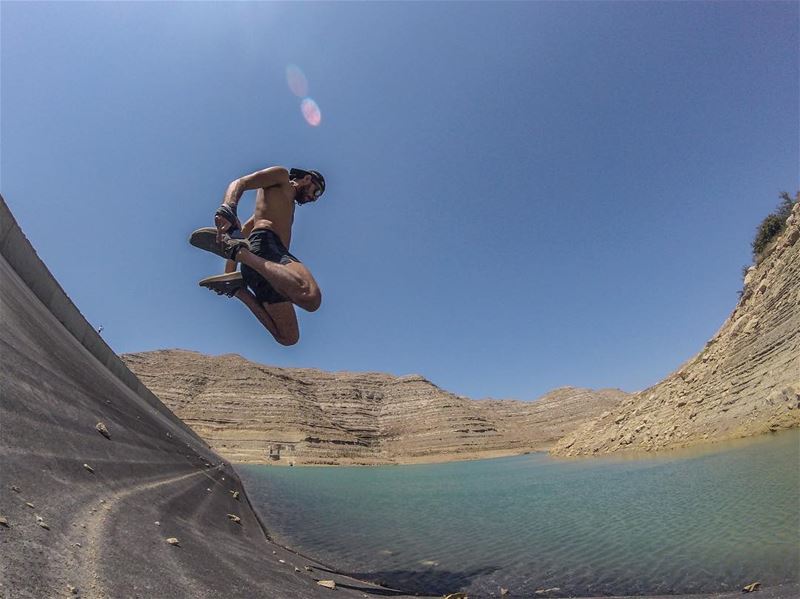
[0,196,423,598]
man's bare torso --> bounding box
[253,182,295,247]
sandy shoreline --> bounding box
[229,445,553,467]
[224,426,799,467]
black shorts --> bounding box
[241,229,300,305]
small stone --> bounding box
[154,521,160,526]
[294,567,301,572]
[230,490,240,501]
[68,585,78,594]
[443,594,468,599]
[0,517,9,528]
[272,550,277,555]
[99,499,105,504]
[500,589,509,596]
[304,566,313,572]
[420,560,438,567]
[74,543,82,547]
[206,488,212,492]
[278,559,286,564]
[227,514,241,524]
[25,503,34,509]
[11,486,20,493]
[317,580,336,589]
[37,521,50,530]
[166,537,180,546]
[95,422,111,439]
[742,582,761,593]
[83,464,95,474]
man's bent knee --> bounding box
[277,333,299,346]
[274,327,299,346]
[298,289,321,313]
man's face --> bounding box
[296,175,322,204]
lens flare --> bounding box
[286,64,308,98]
[301,98,321,127]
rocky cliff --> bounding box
[552,202,800,457]
[122,350,626,465]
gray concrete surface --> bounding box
[0,196,421,598]
[1,194,796,599]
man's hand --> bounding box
[215,203,241,243]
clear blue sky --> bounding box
[2,2,797,401]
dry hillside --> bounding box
[123,350,626,465]
[552,202,800,456]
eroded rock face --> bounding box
[122,351,626,465]
[552,203,800,457]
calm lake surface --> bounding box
[237,430,799,597]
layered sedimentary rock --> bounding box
[123,350,626,465]
[552,203,800,457]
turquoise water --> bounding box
[237,430,800,597]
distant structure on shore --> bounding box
[268,442,296,463]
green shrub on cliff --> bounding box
[751,191,798,260]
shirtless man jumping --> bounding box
[191,166,326,346]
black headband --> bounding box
[290,168,325,195]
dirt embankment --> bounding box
[552,203,800,457]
